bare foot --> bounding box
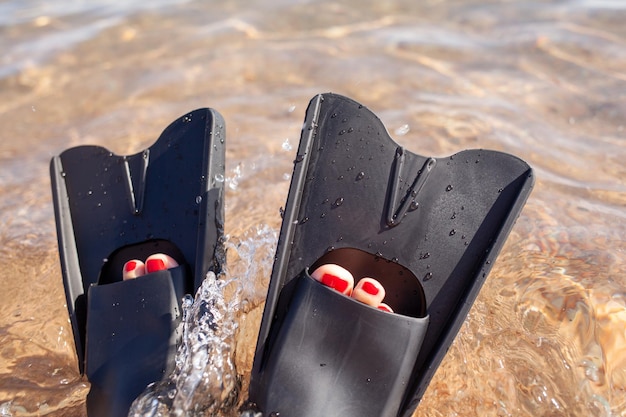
[310,264,393,313]
[122,253,179,280]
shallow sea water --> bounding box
[0,0,625,416]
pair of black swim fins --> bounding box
[50,93,534,417]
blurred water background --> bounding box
[0,0,625,416]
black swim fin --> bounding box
[50,109,226,417]
[248,93,534,417]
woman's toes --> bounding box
[123,260,146,280]
[145,253,179,274]
[351,277,386,307]
[377,303,394,313]
[310,264,355,296]
[310,265,393,313]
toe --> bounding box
[377,303,394,313]
[123,259,146,280]
[145,253,179,274]
[310,264,354,296]
[351,277,386,307]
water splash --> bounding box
[227,164,244,191]
[129,225,278,417]
[0,402,12,417]
[281,138,292,151]
[394,124,410,136]
[129,272,241,417]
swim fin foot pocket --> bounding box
[50,109,226,417]
[248,93,534,417]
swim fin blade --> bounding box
[249,93,534,417]
[50,109,225,417]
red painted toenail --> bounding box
[378,304,393,313]
[124,261,137,272]
[361,281,379,296]
[321,273,349,294]
[146,259,166,273]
